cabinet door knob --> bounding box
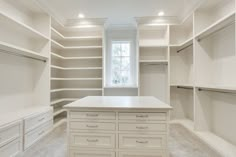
[136,140,148,144]
[38,117,45,122]
[87,139,98,142]
[86,125,98,128]
[136,126,148,129]
[86,114,99,117]
[136,115,148,118]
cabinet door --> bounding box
[119,123,167,132]
[70,111,116,120]
[119,112,167,121]
[70,132,115,148]
[70,121,116,131]
[119,134,166,149]
[0,138,21,157]
[0,121,21,147]
[69,150,115,157]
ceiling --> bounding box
[37,0,203,26]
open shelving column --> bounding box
[50,19,104,127]
[169,0,236,156]
[138,25,169,103]
[0,0,50,114]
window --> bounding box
[111,41,132,86]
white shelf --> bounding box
[53,118,66,128]
[51,39,102,49]
[172,119,236,157]
[51,78,102,81]
[51,88,103,93]
[0,41,48,61]
[0,11,49,41]
[51,27,102,40]
[51,65,102,70]
[51,98,79,105]
[51,52,102,60]
[169,37,193,48]
[139,44,169,48]
[53,109,66,117]
[139,60,168,64]
[196,12,235,41]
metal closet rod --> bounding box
[177,86,193,90]
[142,63,168,66]
[198,88,236,94]
[177,43,193,53]
[198,20,236,42]
[0,49,46,62]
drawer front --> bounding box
[24,109,53,133]
[119,123,167,132]
[70,111,115,120]
[119,151,166,157]
[0,138,21,157]
[24,120,53,150]
[119,134,166,149]
[69,150,115,157]
[0,121,21,147]
[70,133,115,148]
[70,121,115,131]
[119,112,166,121]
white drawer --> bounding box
[70,111,116,120]
[119,151,166,157]
[119,112,166,121]
[119,123,167,132]
[69,149,115,157]
[0,121,21,147]
[119,134,167,149]
[24,120,53,150]
[70,121,115,131]
[70,132,115,148]
[0,138,21,157]
[24,109,53,133]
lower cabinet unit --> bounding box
[65,97,171,157]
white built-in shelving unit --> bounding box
[138,25,169,103]
[169,0,236,156]
[50,18,104,126]
[0,0,50,114]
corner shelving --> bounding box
[50,18,104,127]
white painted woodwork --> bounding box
[65,96,171,157]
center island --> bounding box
[64,96,172,157]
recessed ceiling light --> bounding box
[78,13,85,18]
[158,11,165,16]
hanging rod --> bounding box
[142,63,168,66]
[198,88,236,94]
[177,43,193,53]
[177,86,193,90]
[0,49,46,62]
[198,21,235,42]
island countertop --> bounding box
[64,96,172,110]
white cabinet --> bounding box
[66,96,171,157]
[0,139,21,157]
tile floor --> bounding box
[22,123,222,157]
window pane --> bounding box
[121,43,130,56]
[121,57,130,71]
[112,43,121,56]
[121,71,130,84]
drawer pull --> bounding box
[136,126,148,129]
[86,125,98,128]
[86,139,98,142]
[136,115,149,118]
[136,140,148,144]
[38,131,45,136]
[86,114,99,117]
[38,117,45,122]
